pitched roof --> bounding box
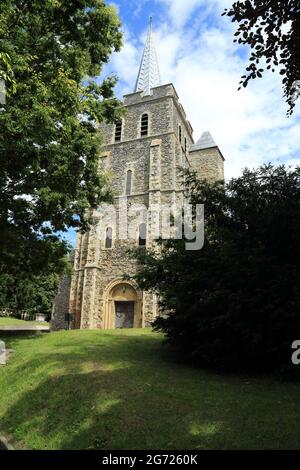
[190,131,218,151]
[134,17,162,96]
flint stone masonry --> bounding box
[52,77,225,331]
[51,256,73,331]
[60,83,224,330]
[51,22,225,330]
[189,146,224,182]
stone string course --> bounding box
[52,84,224,331]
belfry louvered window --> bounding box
[141,114,149,137]
[179,125,182,143]
[138,223,147,247]
[105,227,113,249]
[126,170,132,195]
[184,138,187,153]
[115,121,122,142]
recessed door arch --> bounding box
[102,280,143,329]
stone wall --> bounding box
[51,272,72,331]
[188,147,225,182]
[66,83,225,330]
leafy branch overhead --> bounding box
[223,0,300,115]
[0,1,124,285]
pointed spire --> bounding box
[134,17,162,96]
[191,131,218,151]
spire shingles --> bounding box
[134,17,162,95]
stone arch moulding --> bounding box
[124,166,135,196]
[137,111,151,138]
[102,279,143,329]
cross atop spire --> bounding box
[134,17,162,96]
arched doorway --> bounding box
[102,280,143,329]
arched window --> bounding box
[105,227,113,249]
[126,170,132,195]
[115,120,122,142]
[138,223,147,247]
[184,137,187,153]
[178,125,182,143]
[141,113,149,137]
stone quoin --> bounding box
[51,18,225,331]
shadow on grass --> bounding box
[1,331,300,450]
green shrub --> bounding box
[134,165,300,377]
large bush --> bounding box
[134,165,300,376]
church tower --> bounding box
[51,19,225,331]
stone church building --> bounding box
[51,20,224,331]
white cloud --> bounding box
[156,0,203,28]
[101,24,141,96]
[103,1,300,178]
[156,0,229,28]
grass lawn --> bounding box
[0,317,49,328]
[0,329,299,450]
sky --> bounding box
[103,0,300,176]
[65,0,300,247]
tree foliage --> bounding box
[0,270,62,319]
[0,1,123,292]
[223,0,300,114]
[134,165,300,377]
